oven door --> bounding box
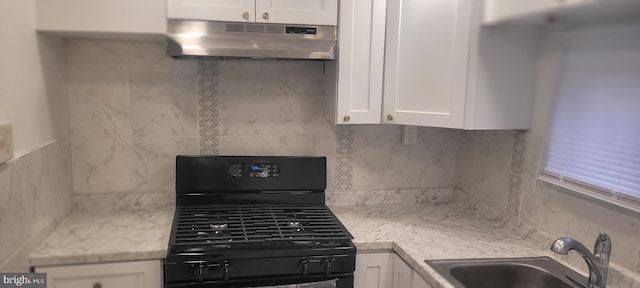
[165,273,354,288]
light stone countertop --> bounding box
[29,208,174,267]
[330,203,548,288]
[29,201,639,288]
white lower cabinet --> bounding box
[354,253,432,288]
[392,254,413,288]
[35,260,162,288]
[411,273,432,288]
[354,253,394,288]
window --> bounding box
[540,22,640,212]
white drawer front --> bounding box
[35,260,162,288]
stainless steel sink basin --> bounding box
[426,257,588,288]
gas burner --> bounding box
[209,223,228,231]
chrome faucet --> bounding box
[550,233,611,288]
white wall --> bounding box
[0,0,69,156]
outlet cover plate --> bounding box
[402,125,418,145]
[0,123,13,164]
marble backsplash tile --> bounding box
[0,138,72,271]
[217,60,332,137]
[0,162,23,265]
[73,191,175,213]
[67,39,198,194]
[326,188,455,206]
[67,39,460,194]
[456,130,516,212]
[68,71,131,137]
[72,137,135,194]
[351,125,460,191]
[130,72,198,137]
[132,137,199,192]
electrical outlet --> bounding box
[402,125,418,145]
[0,123,13,165]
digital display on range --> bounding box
[228,163,280,178]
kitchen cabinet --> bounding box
[36,0,166,35]
[383,0,472,129]
[392,255,433,288]
[326,0,538,129]
[354,253,432,288]
[483,0,561,24]
[354,253,394,288]
[412,273,432,288]
[167,0,337,26]
[324,0,386,124]
[35,260,162,288]
[382,0,538,129]
[484,0,640,25]
[255,0,338,26]
[392,254,413,288]
[167,0,255,23]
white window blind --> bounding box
[541,22,640,211]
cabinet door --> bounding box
[392,255,413,288]
[354,253,394,288]
[483,0,559,24]
[332,0,385,124]
[36,261,162,288]
[255,0,338,25]
[167,0,255,22]
[412,273,434,288]
[383,0,472,129]
[36,0,166,34]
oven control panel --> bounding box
[228,163,280,178]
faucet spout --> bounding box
[550,233,611,288]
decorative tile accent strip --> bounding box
[507,131,526,216]
[336,125,353,191]
[198,60,220,155]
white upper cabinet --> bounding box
[168,0,337,25]
[256,0,338,25]
[167,0,256,22]
[327,0,537,129]
[36,0,166,35]
[324,0,386,124]
[484,0,560,24]
[484,0,640,25]
[383,0,472,129]
[381,0,537,130]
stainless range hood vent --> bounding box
[167,20,337,60]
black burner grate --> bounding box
[171,205,353,250]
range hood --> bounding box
[167,20,337,60]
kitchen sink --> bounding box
[426,257,588,288]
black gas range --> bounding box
[165,156,356,288]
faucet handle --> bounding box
[594,233,612,255]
